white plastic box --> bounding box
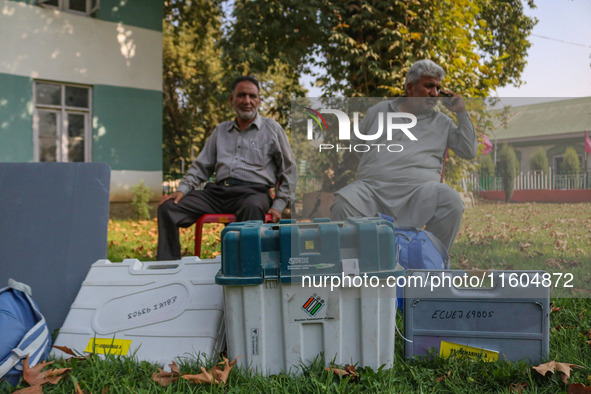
[51,256,224,365]
[217,218,399,375]
[222,279,396,375]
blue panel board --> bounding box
[0,163,110,333]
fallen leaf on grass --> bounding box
[546,258,564,269]
[51,345,89,361]
[211,357,239,384]
[519,242,531,252]
[457,257,471,269]
[52,345,77,357]
[44,367,72,384]
[183,357,239,385]
[555,240,568,251]
[13,356,72,393]
[551,230,568,239]
[325,364,359,380]
[575,248,588,257]
[568,383,591,393]
[532,360,582,384]
[75,382,84,394]
[23,358,71,386]
[510,382,529,393]
[152,361,180,386]
[154,358,239,387]
[551,306,563,313]
[436,371,451,383]
[183,367,215,384]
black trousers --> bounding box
[157,183,271,260]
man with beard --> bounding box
[157,76,298,260]
[330,59,476,251]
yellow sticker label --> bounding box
[305,240,315,250]
[85,338,132,355]
[439,341,498,362]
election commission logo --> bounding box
[301,293,325,317]
[303,107,418,153]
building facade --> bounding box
[0,0,163,201]
[492,97,591,174]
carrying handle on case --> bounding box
[124,259,183,273]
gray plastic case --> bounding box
[403,270,550,363]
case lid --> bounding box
[216,217,398,285]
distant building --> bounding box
[0,0,163,202]
[492,97,591,173]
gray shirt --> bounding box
[354,98,477,183]
[177,114,298,213]
[335,98,476,226]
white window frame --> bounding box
[36,0,100,16]
[33,81,93,163]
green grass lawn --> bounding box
[4,201,591,393]
[106,218,223,262]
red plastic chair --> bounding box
[194,213,273,257]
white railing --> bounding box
[162,177,182,195]
[465,168,590,191]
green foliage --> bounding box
[224,0,536,188]
[162,0,230,174]
[226,0,536,97]
[163,1,536,189]
[131,180,152,220]
[479,154,495,177]
[162,1,309,173]
[560,147,581,175]
[496,144,517,202]
[257,59,308,133]
[529,147,548,173]
[514,152,521,175]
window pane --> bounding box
[67,114,85,162]
[68,113,85,138]
[36,84,61,106]
[40,138,57,162]
[69,0,87,12]
[38,111,58,137]
[65,86,89,108]
[39,0,59,7]
[68,138,84,162]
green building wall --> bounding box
[0,72,161,174]
[0,73,34,162]
[9,0,163,31]
[93,85,162,171]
